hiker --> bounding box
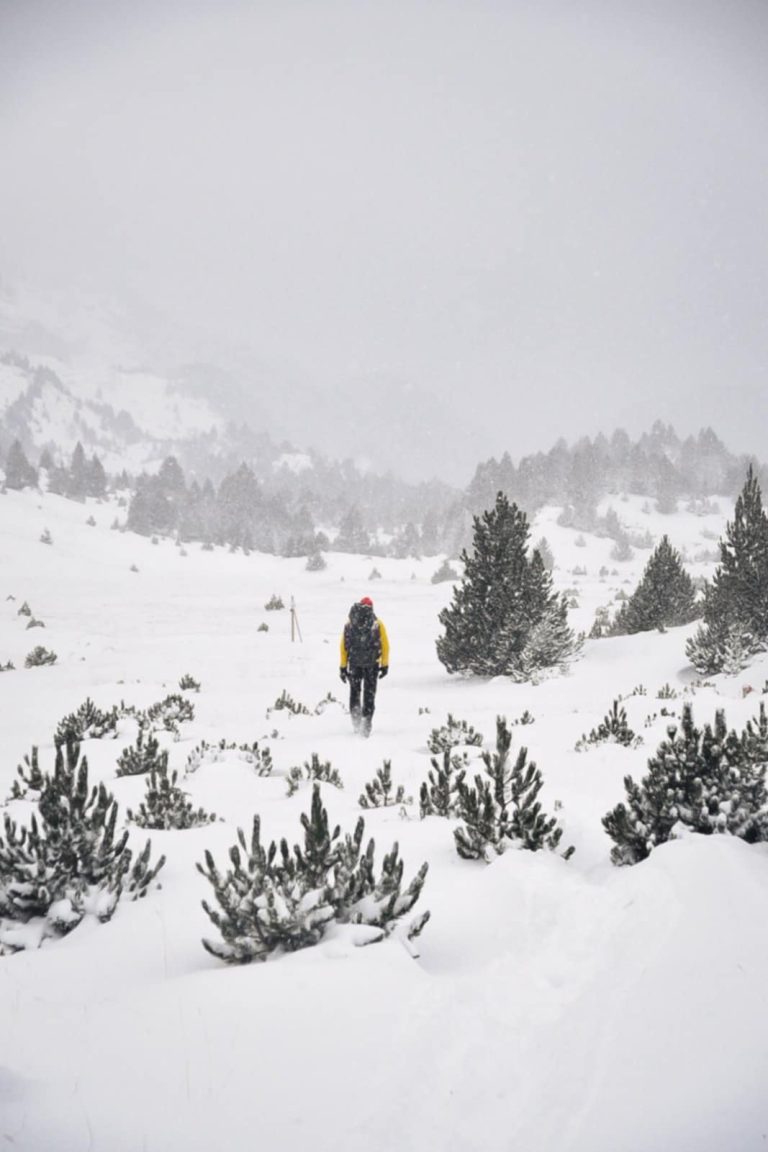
[339,597,389,736]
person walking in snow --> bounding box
[339,597,389,737]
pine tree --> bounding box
[0,741,164,945]
[116,729,166,777]
[575,700,639,750]
[436,492,578,678]
[431,558,459,584]
[55,697,119,745]
[419,749,468,818]
[453,717,571,860]
[4,440,38,491]
[198,784,429,963]
[335,507,371,554]
[87,454,107,498]
[359,761,408,808]
[66,442,88,501]
[687,466,768,672]
[610,536,700,635]
[427,714,484,755]
[603,703,768,865]
[127,758,216,830]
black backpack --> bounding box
[345,603,380,667]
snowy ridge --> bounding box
[0,350,223,472]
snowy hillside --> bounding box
[1,487,768,1151]
[0,350,223,474]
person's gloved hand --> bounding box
[339,667,348,683]
[378,665,389,679]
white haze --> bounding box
[1,0,767,479]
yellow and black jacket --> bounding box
[340,610,390,670]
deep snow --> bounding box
[1,487,768,1152]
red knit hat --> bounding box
[360,596,373,607]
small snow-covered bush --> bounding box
[430,559,458,584]
[128,759,216,831]
[264,594,284,611]
[198,784,429,963]
[55,698,120,746]
[359,761,410,809]
[314,692,343,716]
[139,694,195,736]
[39,528,53,545]
[116,729,166,777]
[0,741,164,952]
[286,753,342,797]
[454,717,572,861]
[575,701,641,751]
[603,703,768,865]
[305,552,327,572]
[25,617,45,630]
[178,673,201,692]
[270,690,310,716]
[17,601,32,617]
[427,714,483,755]
[25,646,57,668]
[513,710,535,726]
[419,749,468,818]
[185,739,273,777]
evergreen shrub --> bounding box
[198,784,430,963]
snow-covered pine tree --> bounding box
[427,714,483,754]
[436,492,578,678]
[127,758,216,830]
[454,716,571,859]
[575,700,639,750]
[603,703,768,865]
[534,536,555,571]
[198,784,429,963]
[286,753,343,797]
[0,740,164,946]
[141,693,195,735]
[430,558,459,584]
[4,440,38,491]
[687,466,768,672]
[199,810,334,963]
[359,761,408,808]
[24,646,57,667]
[419,749,468,818]
[116,728,165,776]
[55,698,119,745]
[609,535,700,635]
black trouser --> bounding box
[348,665,378,719]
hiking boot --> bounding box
[351,708,362,734]
[361,716,372,738]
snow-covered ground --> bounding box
[1,487,768,1152]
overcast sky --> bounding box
[1,0,767,475]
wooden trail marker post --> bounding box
[290,597,303,643]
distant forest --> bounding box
[1,421,764,559]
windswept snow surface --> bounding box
[1,489,767,1152]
